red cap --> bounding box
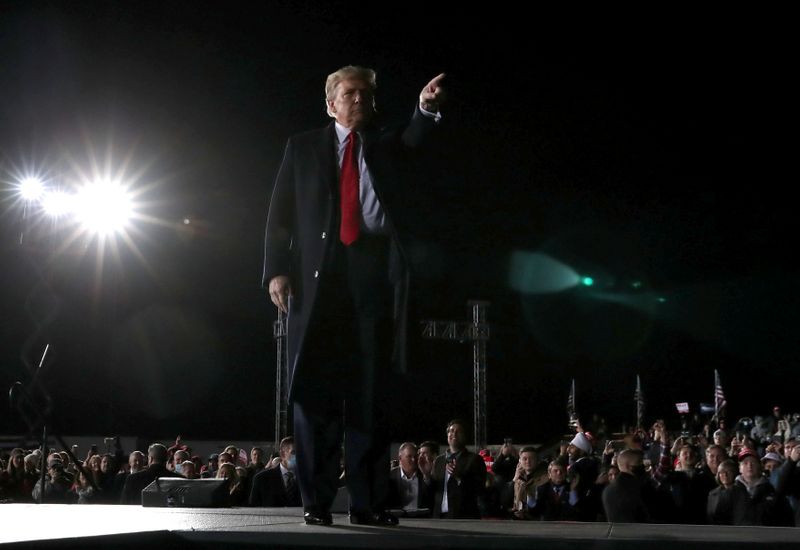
[738,448,759,462]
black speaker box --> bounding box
[141,477,230,508]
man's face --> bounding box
[418,446,434,467]
[100,455,111,473]
[548,464,566,485]
[763,459,780,473]
[399,446,418,474]
[678,447,698,470]
[447,423,466,451]
[519,451,536,474]
[740,456,762,482]
[129,452,144,473]
[251,448,263,464]
[706,448,725,473]
[567,444,582,459]
[280,445,295,468]
[174,451,188,465]
[328,77,375,130]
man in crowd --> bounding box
[387,442,433,514]
[432,419,486,519]
[528,461,577,521]
[654,439,716,524]
[565,431,599,520]
[249,437,301,507]
[417,441,438,485]
[120,443,180,504]
[511,446,539,519]
[710,448,792,526]
[602,449,650,523]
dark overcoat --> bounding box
[262,108,437,398]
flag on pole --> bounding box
[714,369,727,421]
[567,379,578,428]
[634,375,645,428]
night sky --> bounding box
[1,3,795,446]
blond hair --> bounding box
[324,65,376,116]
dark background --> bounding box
[1,2,795,445]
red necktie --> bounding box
[339,132,360,245]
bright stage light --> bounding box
[19,177,45,201]
[74,180,134,235]
[42,191,75,218]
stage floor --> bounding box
[2,505,798,549]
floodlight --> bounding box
[74,180,133,235]
[19,177,45,201]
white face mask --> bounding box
[175,463,183,474]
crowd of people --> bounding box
[2,408,800,528]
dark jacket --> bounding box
[262,108,437,398]
[603,472,650,523]
[432,450,487,519]
[529,481,576,521]
[120,463,180,505]
[248,466,301,507]
[720,477,793,526]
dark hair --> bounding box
[520,446,537,455]
[419,441,439,455]
[447,418,467,430]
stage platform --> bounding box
[2,505,798,549]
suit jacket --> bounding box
[432,450,487,519]
[248,466,301,507]
[120,463,180,505]
[529,481,576,521]
[262,108,438,398]
[387,466,434,513]
[602,472,650,523]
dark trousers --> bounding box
[292,233,394,514]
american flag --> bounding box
[714,369,727,420]
[567,379,578,428]
[634,375,645,428]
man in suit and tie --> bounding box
[263,65,445,526]
[249,436,301,507]
[432,419,487,519]
[528,461,579,521]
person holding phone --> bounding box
[492,438,519,484]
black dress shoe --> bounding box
[304,511,333,526]
[349,510,399,526]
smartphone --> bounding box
[90,444,98,453]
